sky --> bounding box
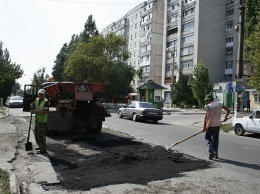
[0,0,145,89]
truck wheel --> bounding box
[90,122,102,134]
[132,113,138,122]
[234,124,245,136]
[118,111,123,118]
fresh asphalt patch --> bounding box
[46,128,214,191]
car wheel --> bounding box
[132,113,138,122]
[153,120,158,123]
[118,111,123,118]
[234,124,245,136]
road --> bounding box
[5,108,260,193]
[104,112,260,193]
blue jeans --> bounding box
[205,126,220,155]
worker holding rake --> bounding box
[203,93,230,160]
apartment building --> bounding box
[101,0,165,92]
[162,0,239,99]
[101,0,239,97]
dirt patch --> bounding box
[46,128,213,191]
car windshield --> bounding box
[10,96,22,100]
[139,102,155,108]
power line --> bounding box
[48,0,139,5]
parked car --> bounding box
[118,101,163,123]
[232,108,260,136]
[8,96,23,108]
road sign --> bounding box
[243,63,253,76]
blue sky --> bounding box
[0,0,144,88]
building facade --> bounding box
[101,0,165,92]
[101,0,239,97]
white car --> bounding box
[232,108,260,136]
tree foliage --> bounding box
[0,41,23,103]
[31,67,50,89]
[172,72,193,106]
[79,15,99,43]
[64,33,134,96]
[190,60,213,105]
[52,15,98,81]
[245,0,260,38]
[245,14,260,89]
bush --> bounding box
[179,101,188,108]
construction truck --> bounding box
[23,82,111,134]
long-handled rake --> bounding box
[164,117,232,152]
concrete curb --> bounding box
[9,173,20,194]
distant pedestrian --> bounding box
[247,98,251,112]
[203,93,230,160]
[113,95,118,106]
[30,89,49,154]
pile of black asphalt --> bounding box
[47,128,213,191]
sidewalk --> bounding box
[0,107,59,194]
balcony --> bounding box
[183,1,196,10]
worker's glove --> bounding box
[30,109,37,114]
[30,103,35,109]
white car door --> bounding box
[247,111,260,133]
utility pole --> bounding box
[171,47,176,107]
[236,0,245,112]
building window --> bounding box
[142,66,150,73]
[167,39,177,48]
[226,61,233,69]
[226,8,234,17]
[168,27,178,35]
[254,93,260,103]
[183,7,195,18]
[140,55,150,66]
[184,0,195,4]
[226,21,234,30]
[170,3,178,11]
[182,33,194,43]
[182,46,194,56]
[226,36,233,43]
[182,20,195,31]
[168,15,178,23]
[141,45,151,53]
[225,74,233,81]
[181,60,193,69]
[166,64,171,71]
[226,46,233,54]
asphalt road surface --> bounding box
[3,108,260,193]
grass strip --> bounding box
[0,169,10,194]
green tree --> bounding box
[245,14,260,89]
[245,0,260,38]
[52,15,99,81]
[31,67,49,89]
[190,60,213,106]
[64,33,133,96]
[173,72,193,107]
[12,82,23,96]
[0,41,23,103]
[79,15,99,43]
